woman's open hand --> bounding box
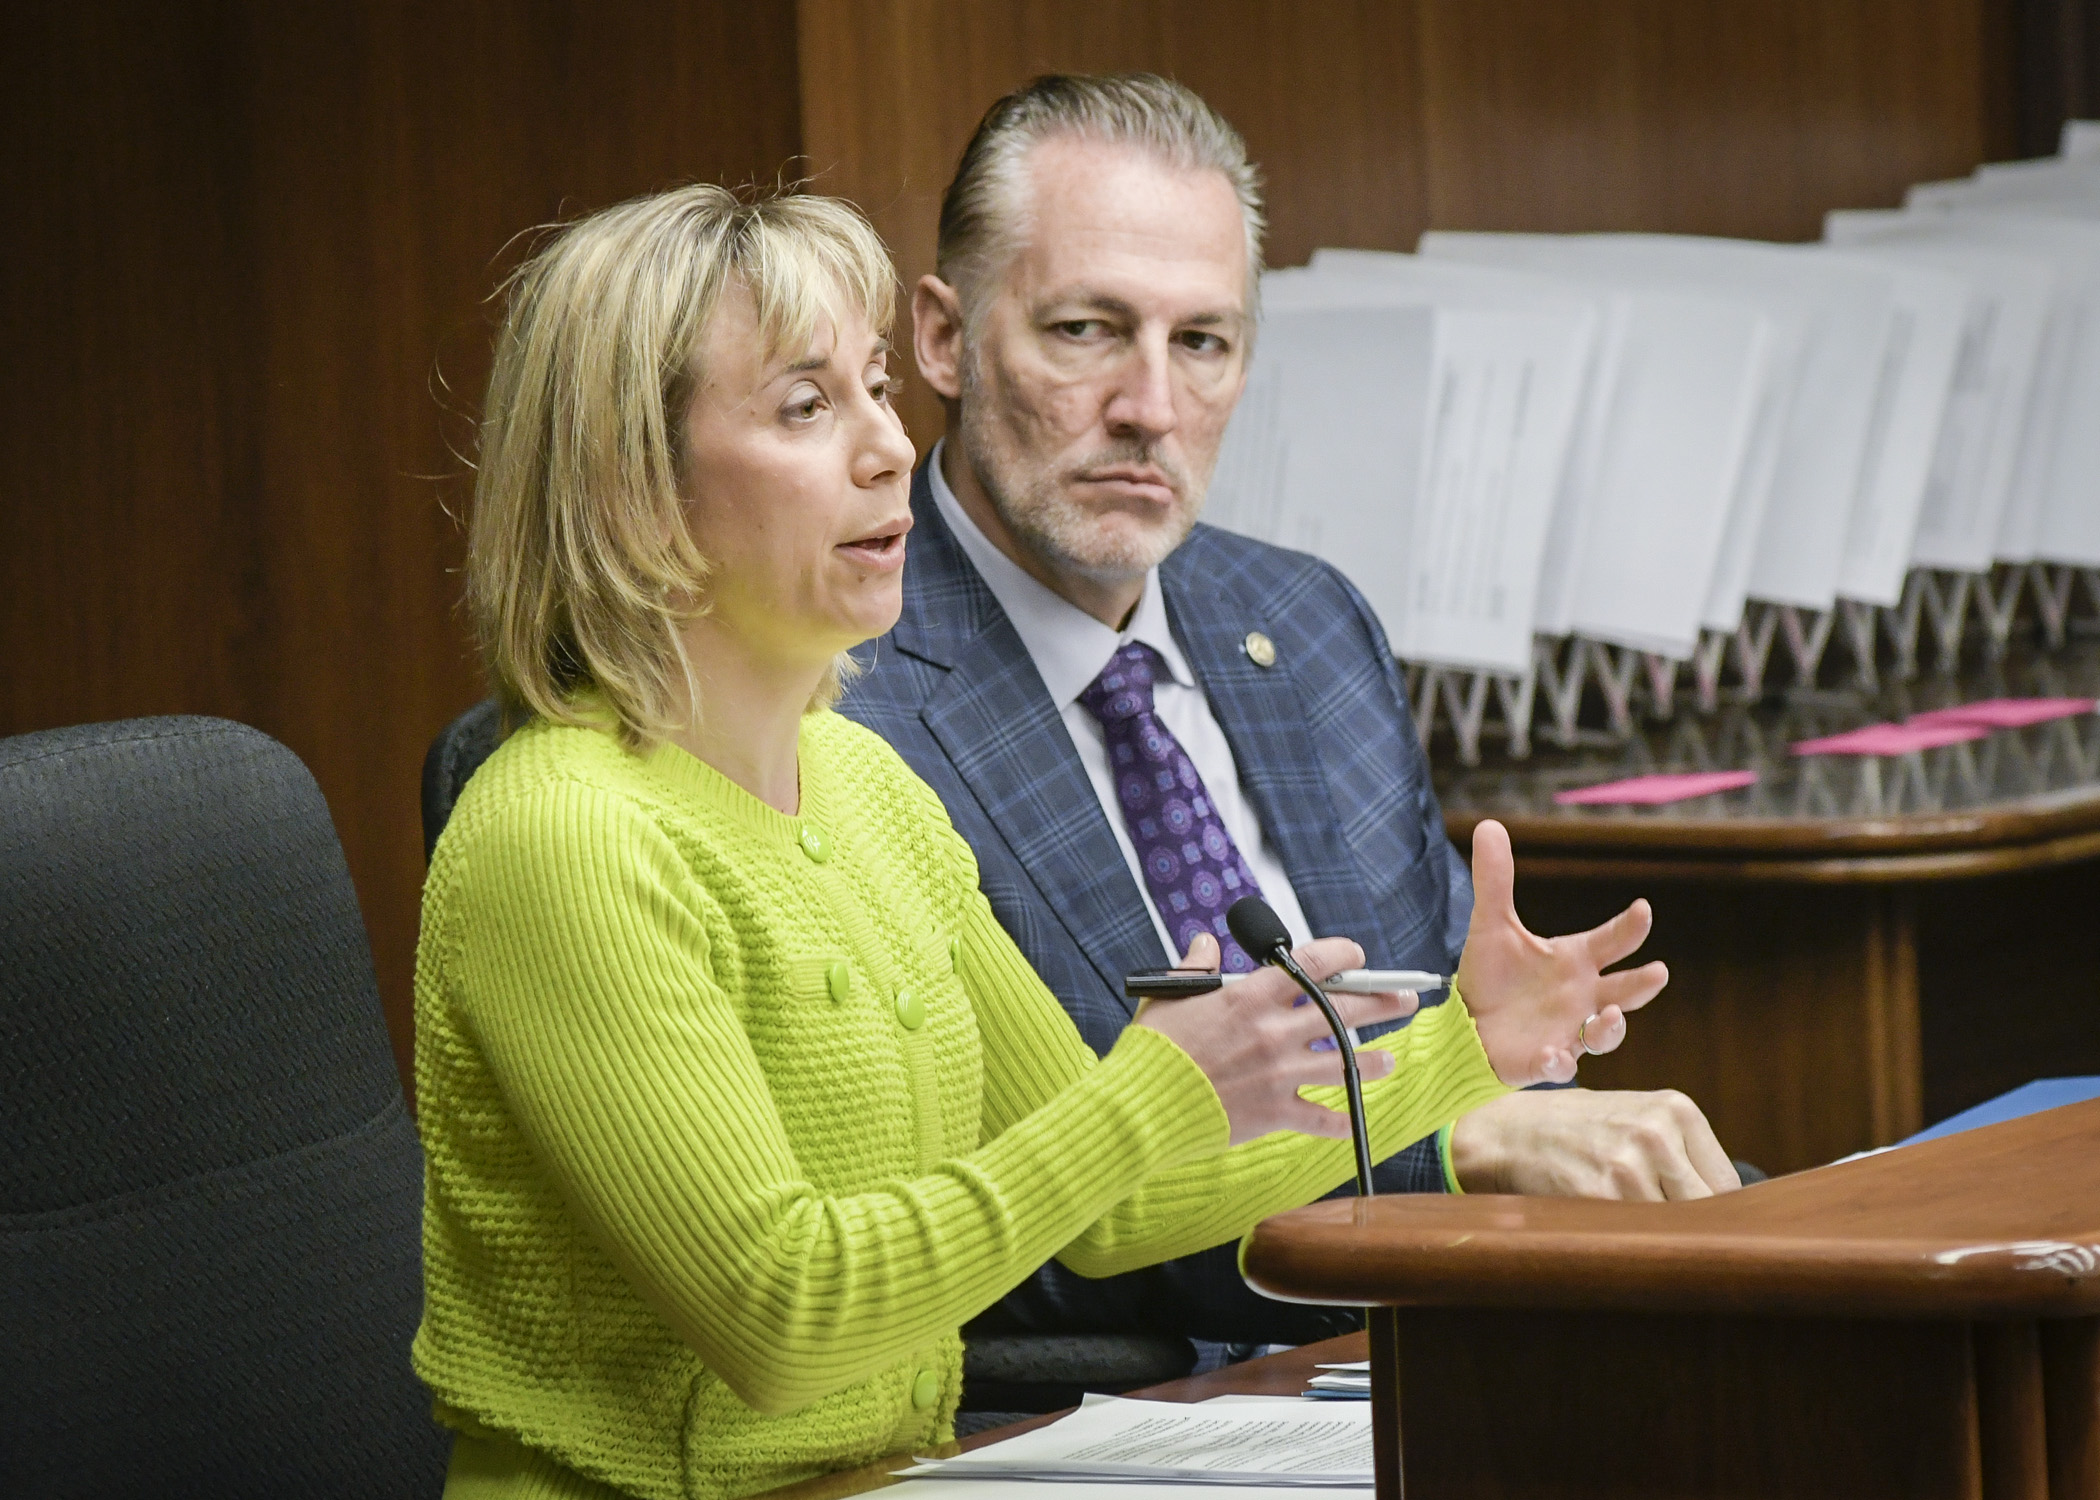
[1134,933,1417,1145]
[1455,819,1668,1085]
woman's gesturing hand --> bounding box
[1134,933,1417,1146]
[1455,819,1669,1086]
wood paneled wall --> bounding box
[0,4,801,1090]
[0,2,2027,1090]
[1414,1,2009,240]
[799,0,2012,448]
[798,0,1439,449]
[2016,0,2100,152]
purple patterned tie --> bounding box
[1079,641,1266,973]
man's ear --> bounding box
[912,273,968,403]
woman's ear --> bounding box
[912,274,968,403]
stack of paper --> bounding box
[1424,232,1924,617]
[1192,122,2100,720]
[903,1394,1372,1487]
[1819,219,2054,577]
[1303,1360,1372,1400]
[1814,250,1969,607]
[1297,254,1608,651]
[1417,235,1777,654]
[1208,264,1596,677]
[1828,209,2100,572]
[1248,244,1775,663]
[1890,167,2100,570]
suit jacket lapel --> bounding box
[895,471,1163,1011]
[1164,547,1386,951]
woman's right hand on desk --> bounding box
[1134,933,1415,1147]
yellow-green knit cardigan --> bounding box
[410,709,1506,1500]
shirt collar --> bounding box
[926,438,1194,710]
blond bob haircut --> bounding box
[468,183,897,748]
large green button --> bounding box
[911,1369,940,1410]
[798,825,831,863]
[947,935,962,972]
[894,987,924,1030]
[826,960,851,1003]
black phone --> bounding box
[1123,968,1226,1000]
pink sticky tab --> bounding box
[1553,770,1758,806]
[1791,722,1988,756]
[1905,697,2097,730]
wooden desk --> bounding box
[1435,644,2100,1172]
[756,1339,1362,1500]
[1244,1097,2100,1500]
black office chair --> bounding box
[419,702,1198,1431]
[0,717,450,1499]
[420,697,504,863]
[949,1336,1199,1435]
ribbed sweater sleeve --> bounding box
[960,892,1509,1277]
[451,776,1235,1417]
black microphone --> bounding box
[1226,897,1376,1198]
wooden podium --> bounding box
[1243,1099,2100,1499]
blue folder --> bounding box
[1898,1076,2100,1147]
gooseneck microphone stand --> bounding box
[1229,899,1404,1491]
[1225,897,1376,1198]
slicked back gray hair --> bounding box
[936,73,1267,332]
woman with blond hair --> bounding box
[414,183,1607,1500]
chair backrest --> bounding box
[0,717,449,1499]
[420,699,503,862]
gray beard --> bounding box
[956,360,1204,587]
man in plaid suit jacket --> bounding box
[844,471,1476,1342]
[839,74,1736,1345]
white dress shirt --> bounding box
[927,441,1315,960]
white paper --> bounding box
[882,1481,1366,1500]
[1200,1395,1325,1406]
[1303,251,1615,640]
[1813,251,1969,603]
[902,1393,1373,1487]
[1911,159,2100,214]
[1305,1374,1372,1394]
[1204,332,1296,545]
[1563,291,1769,655]
[1977,157,2100,191]
[1419,234,1775,652]
[1418,234,1791,631]
[1207,303,1435,653]
[1846,209,2100,566]
[1440,233,1901,614]
[1405,310,1570,672]
[2064,120,2100,158]
[1256,268,1594,674]
[1822,215,2055,573]
[1212,284,1586,677]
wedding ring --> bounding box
[1576,1013,1601,1056]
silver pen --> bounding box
[1124,967,1445,999]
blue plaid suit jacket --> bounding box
[838,462,1474,1342]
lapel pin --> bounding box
[1242,631,1277,668]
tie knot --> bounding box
[1078,641,1165,724]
